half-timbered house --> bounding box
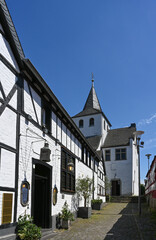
[0,0,106,238]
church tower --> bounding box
[72,77,111,150]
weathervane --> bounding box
[91,72,94,87]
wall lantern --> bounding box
[40,142,51,162]
[67,158,74,172]
[21,179,30,207]
[53,185,58,206]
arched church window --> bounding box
[89,118,94,127]
[79,119,83,128]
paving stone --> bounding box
[48,202,156,240]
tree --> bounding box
[76,177,93,207]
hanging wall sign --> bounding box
[53,186,58,206]
[21,180,30,207]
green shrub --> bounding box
[17,214,41,240]
[60,201,74,221]
[91,199,103,204]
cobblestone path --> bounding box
[49,202,156,240]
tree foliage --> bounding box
[76,177,93,207]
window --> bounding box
[89,118,94,127]
[104,120,105,130]
[61,149,75,193]
[115,148,126,160]
[41,102,51,132]
[105,150,111,161]
[79,119,83,128]
[2,193,13,224]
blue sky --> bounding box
[6,0,156,182]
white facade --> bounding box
[102,139,139,196]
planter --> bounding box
[92,202,103,210]
[77,207,91,218]
[62,219,71,229]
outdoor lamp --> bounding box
[67,158,74,172]
[40,142,51,162]
[133,130,144,215]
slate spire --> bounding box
[83,77,102,111]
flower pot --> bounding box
[77,207,91,218]
[62,219,70,229]
[92,202,103,210]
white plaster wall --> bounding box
[103,146,132,195]
[0,149,16,188]
[0,61,18,110]
[57,117,61,142]
[30,87,41,125]
[24,80,41,123]
[62,123,66,147]
[66,129,71,150]
[0,107,16,148]
[76,160,94,207]
[52,112,56,138]
[0,34,19,71]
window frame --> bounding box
[105,150,111,161]
[115,148,127,161]
[41,101,51,133]
[89,118,94,127]
[79,119,84,128]
[61,148,75,193]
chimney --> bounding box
[130,123,136,128]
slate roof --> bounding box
[86,135,102,150]
[102,126,136,148]
[0,0,25,66]
[72,83,112,126]
[83,84,102,111]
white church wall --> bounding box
[73,114,102,137]
[103,145,132,195]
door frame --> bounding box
[111,179,121,196]
[31,158,52,228]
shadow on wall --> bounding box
[71,194,79,212]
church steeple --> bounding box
[83,76,102,112]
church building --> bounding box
[72,79,139,197]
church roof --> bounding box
[102,125,136,148]
[83,81,102,112]
[72,80,112,126]
[86,135,102,151]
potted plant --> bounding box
[91,198,103,210]
[76,176,93,218]
[17,214,41,240]
[60,201,74,229]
